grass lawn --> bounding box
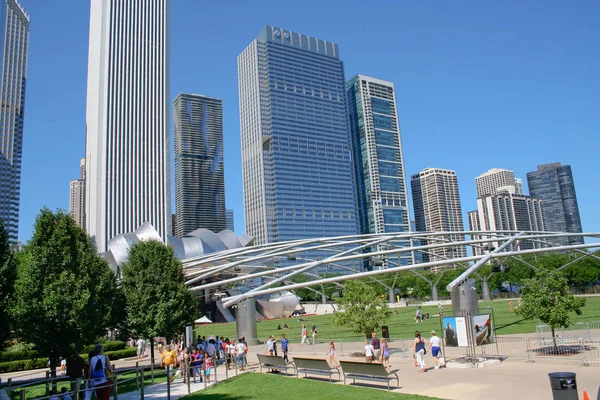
[184,373,443,400]
[7,368,168,399]
[195,297,600,342]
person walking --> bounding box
[311,323,317,344]
[235,338,247,371]
[137,338,145,360]
[160,345,177,383]
[89,344,113,400]
[363,339,375,363]
[428,330,442,369]
[381,338,391,372]
[66,349,86,397]
[301,324,309,345]
[190,348,202,383]
[415,307,422,323]
[413,331,427,372]
[281,334,290,363]
[438,303,444,316]
[371,332,381,361]
[326,341,340,368]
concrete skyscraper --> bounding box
[69,158,86,229]
[347,75,411,266]
[238,26,358,245]
[527,163,583,245]
[174,93,225,236]
[475,168,523,197]
[85,0,171,252]
[0,0,29,243]
[411,168,467,268]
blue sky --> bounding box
[17,0,600,242]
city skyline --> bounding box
[11,1,600,242]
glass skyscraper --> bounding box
[0,0,29,243]
[238,26,358,245]
[347,75,411,267]
[174,93,226,236]
[526,163,583,245]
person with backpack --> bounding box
[413,331,427,373]
[88,344,113,400]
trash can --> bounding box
[548,372,578,400]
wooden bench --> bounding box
[291,357,340,382]
[256,354,292,375]
[339,360,399,391]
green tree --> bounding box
[332,279,391,337]
[0,218,17,350]
[561,256,600,288]
[11,208,121,378]
[121,240,197,358]
[516,268,586,352]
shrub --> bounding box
[82,340,126,354]
[0,350,40,362]
[0,359,48,373]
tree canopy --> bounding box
[121,240,198,340]
[11,208,121,368]
[332,279,391,337]
[516,268,585,344]
[0,218,17,350]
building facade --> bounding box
[0,0,29,243]
[238,25,358,245]
[475,168,523,197]
[69,158,86,229]
[526,163,583,245]
[174,93,226,236]
[347,75,411,266]
[226,209,234,231]
[85,0,171,252]
[468,191,546,253]
[411,168,467,269]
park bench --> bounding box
[339,360,399,391]
[291,357,341,382]
[256,354,292,375]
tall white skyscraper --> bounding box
[85,0,171,252]
[475,168,523,197]
[70,158,86,229]
[0,0,29,243]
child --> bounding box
[381,338,391,372]
[326,341,340,368]
[204,354,214,383]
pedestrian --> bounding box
[266,335,275,355]
[178,347,189,382]
[413,331,427,373]
[438,303,443,316]
[371,332,381,361]
[428,330,442,369]
[363,339,375,363]
[83,350,96,400]
[235,337,247,371]
[301,324,309,345]
[311,323,317,344]
[66,349,86,397]
[415,307,421,323]
[204,354,214,383]
[281,334,290,363]
[190,348,202,383]
[381,338,391,372]
[326,341,340,368]
[89,344,113,400]
[137,338,145,360]
[160,345,177,383]
[508,300,514,311]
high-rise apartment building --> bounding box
[347,75,411,266]
[468,191,545,253]
[69,158,86,229]
[527,163,583,245]
[85,0,171,252]
[174,93,225,236]
[475,168,523,197]
[411,168,467,269]
[238,26,358,245]
[0,0,29,243]
[226,209,234,231]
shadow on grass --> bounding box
[495,318,528,332]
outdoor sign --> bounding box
[443,316,468,347]
[472,314,494,345]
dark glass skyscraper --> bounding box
[238,26,358,245]
[174,94,226,236]
[0,0,29,243]
[527,163,583,245]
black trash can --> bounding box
[548,372,578,400]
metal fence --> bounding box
[536,321,599,341]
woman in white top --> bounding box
[363,339,375,363]
[88,344,113,400]
[428,330,443,369]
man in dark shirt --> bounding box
[66,349,86,395]
[371,332,381,361]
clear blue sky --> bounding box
[17,0,600,242]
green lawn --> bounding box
[195,297,600,342]
[7,368,168,399]
[184,373,442,400]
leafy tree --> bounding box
[11,208,121,378]
[516,268,586,352]
[561,256,600,288]
[332,279,391,337]
[0,218,17,350]
[121,240,197,360]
